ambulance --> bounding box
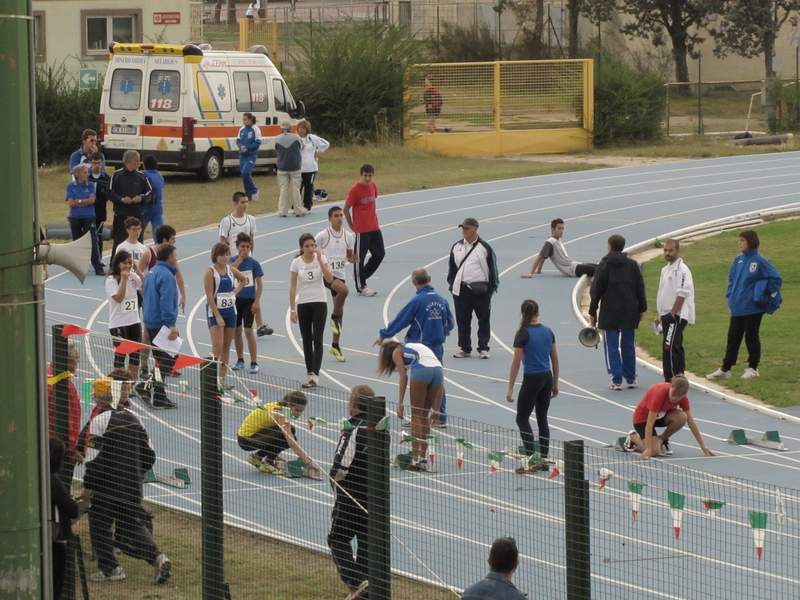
[99,42,305,181]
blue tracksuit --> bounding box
[142,260,179,329]
[726,249,782,317]
[237,124,262,199]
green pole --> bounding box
[200,358,226,600]
[0,0,48,597]
[366,396,390,600]
[564,440,590,600]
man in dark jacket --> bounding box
[78,378,171,584]
[328,385,372,600]
[275,120,303,217]
[589,234,647,390]
[107,150,153,255]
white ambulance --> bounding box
[99,42,305,181]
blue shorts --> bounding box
[207,306,237,328]
[410,365,443,386]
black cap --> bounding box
[458,217,479,228]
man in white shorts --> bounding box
[219,192,257,253]
[315,205,357,362]
[521,218,597,278]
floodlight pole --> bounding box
[0,0,50,598]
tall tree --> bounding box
[706,0,800,79]
[582,0,710,87]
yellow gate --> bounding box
[239,18,279,59]
[405,60,594,156]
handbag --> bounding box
[467,281,490,296]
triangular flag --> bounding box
[172,354,206,374]
[61,324,88,337]
[340,418,355,431]
[373,416,390,431]
[426,435,438,466]
[488,451,505,473]
[249,389,259,402]
[307,416,325,431]
[748,510,768,560]
[668,491,685,539]
[702,499,725,518]
[628,481,645,523]
[114,340,146,355]
[282,406,296,421]
[598,468,614,491]
[399,433,414,445]
[455,438,472,470]
[548,459,563,480]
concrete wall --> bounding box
[33,0,194,71]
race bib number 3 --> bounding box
[217,292,235,309]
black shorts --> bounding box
[634,415,669,439]
[235,297,256,328]
[324,276,345,298]
[426,108,441,118]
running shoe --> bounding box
[301,373,317,389]
[329,346,345,362]
[330,314,342,335]
[479,350,490,359]
[153,554,171,585]
[257,324,274,337]
[432,421,448,429]
[90,566,125,581]
[346,580,369,600]
[358,286,377,297]
[249,363,260,374]
[609,382,623,391]
[232,359,245,371]
[741,368,759,379]
[626,380,637,389]
[623,429,637,452]
[661,440,673,456]
[453,350,471,358]
[706,368,731,380]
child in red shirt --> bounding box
[344,164,384,296]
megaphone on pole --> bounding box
[578,327,600,348]
[37,232,93,284]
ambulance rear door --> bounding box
[140,55,184,161]
[102,57,147,163]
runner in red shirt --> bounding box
[344,164,385,297]
[625,376,715,459]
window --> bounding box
[33,12,45,62]
[272,78,292,113]
[109,69,143,110]
[196,72,232,114]
[233,72,269,112]
[81,10,142,57]
[148,70,181,112]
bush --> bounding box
[430,21,497,62]
[288,20,422,143]
[36,62,102,166]
[593,53,666,147]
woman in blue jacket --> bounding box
[707,229,782,380]
[237,112,262,202]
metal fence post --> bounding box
[564,440,590,600]
[201,358,227,600]
[366,395,390,600]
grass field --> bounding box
[638,220,798,407]
[71,503,451,600]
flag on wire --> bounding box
[749,510,768,560]
[702,499,725,517]
[426,435,438,466]
[668,491,686,539]
[455,438,472,470]
[399,433,414,445]
[307,417,326,431]
[629,481,645,522]
[598,468,614,491]
[340,419,355,432]
[548,459,563,480]
[488,451,505,473]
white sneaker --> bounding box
[250,192,259,202]
[358,286,377,297]
[479,350,490,359]
[154,553,171,585]
[453,350,471,358]
[91,566,125,581]
[301,373,317,388]
[623,429,637,452]
[741,368,760,379]
[706,368,731,380]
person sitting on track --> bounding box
[377,340,443,472]
[623,375,716,459]
[237,390,320,476]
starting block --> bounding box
[728,429,787,451]
[392,452,433,472]
[278,459,324,480]
[144,467,191,488]
[612,437,629,452]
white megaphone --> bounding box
[37,232,93,284]
[578,327,600,348]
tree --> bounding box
[227,0,237,26]
[706,0,800,79]
[509,0,546,59]
[583,0,710,90]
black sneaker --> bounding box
[152,398,178,410]
[661,440,673,456]
[257,324,274,337]
[133,382,153,407]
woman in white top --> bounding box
[105,250,143,379]
[377,340,443,471]
[204,243,247,389]
[289,233,334,388]
[297,120,330,213]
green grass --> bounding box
[72,503,451,600]
[638,220,799,407]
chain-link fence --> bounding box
[48,321,800,599]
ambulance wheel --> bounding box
[199,149,223,182]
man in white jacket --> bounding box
[654,239,695,381]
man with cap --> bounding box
[275,120,304,217]
[447,218,499,359]
[77,378,172,584]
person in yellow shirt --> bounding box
[237,390,319,475]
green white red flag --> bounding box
[668,491,685,539]
[749,510,768,560]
